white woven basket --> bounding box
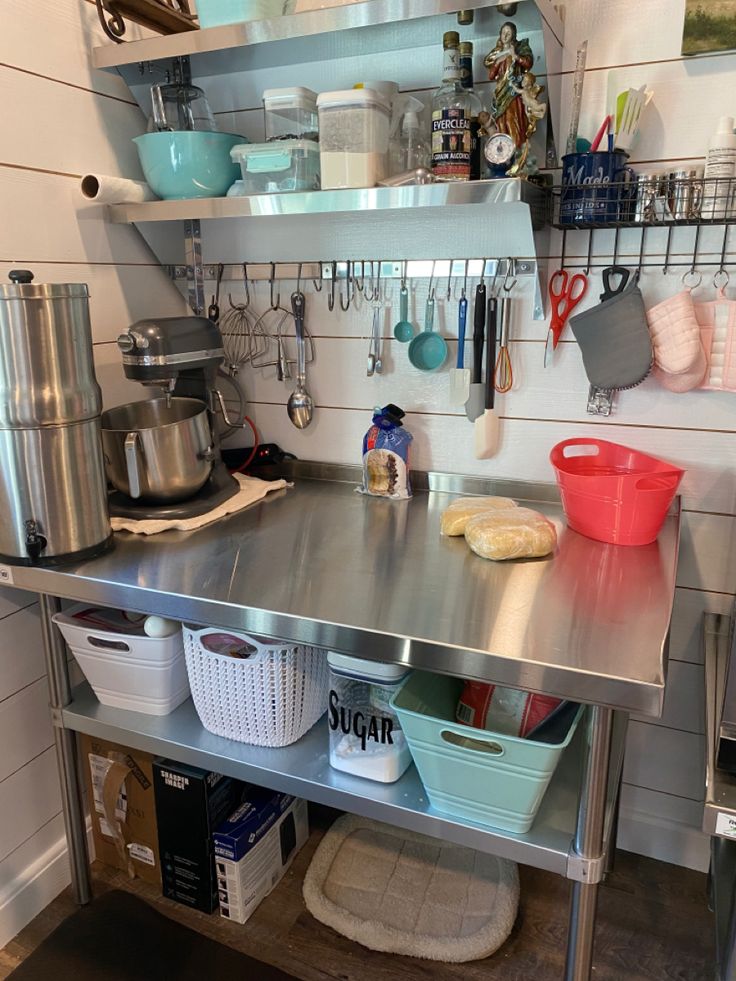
[183,625,329,747]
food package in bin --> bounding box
[456,681,562,738]
[358,404,413,500]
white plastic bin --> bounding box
[327,653,412,783]
[183,625,329,747]
[53,605,189,716]
[230,140,320,193]
[263,87,318,142]
[316,89,391,188]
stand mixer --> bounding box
[105,316,241,520]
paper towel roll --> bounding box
[80,174,157,204]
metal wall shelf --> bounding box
[108,178,548,226]
[92,0,563,77]
[62,680,626,881]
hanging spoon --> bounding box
[287,291,314,429]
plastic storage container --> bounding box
[53,605,189,715]
[197,0,283,29]
[183,625,329,747]
[230,140,320,193]
[263,87,319,142]
[316,89,391,188]
[550,438,684,546]
[327,653,412,783]
[391,671,584,833]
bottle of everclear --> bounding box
[459,40,482,180]
[431,31,481,182]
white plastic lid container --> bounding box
[327,652,412,783]
[263,87,318,142]
[231,140,320,193]
[316,89,391,188]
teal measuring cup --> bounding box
[407,295,448,371]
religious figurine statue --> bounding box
[484,21,546,175]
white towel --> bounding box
[110,473,290,536]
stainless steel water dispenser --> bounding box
[0,270,111,564]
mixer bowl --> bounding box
[134,132,242,199]
[102,398,213,503]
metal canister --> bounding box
[666,168,702,221]
[0,271,111,565]
[632,173,659,223]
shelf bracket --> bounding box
[565,849,606,884]
[184,218,205,315]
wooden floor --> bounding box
[0,810,715,981]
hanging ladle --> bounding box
[287,291,314,429]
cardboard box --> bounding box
[79,734,161,886]
[153,759,244,913]
[213,790,308,924]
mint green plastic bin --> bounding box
[390,672,584,834]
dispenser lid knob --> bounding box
[117,332,135,353]
[9,270,34,284]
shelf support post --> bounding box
[564,705,614,981]
[39,594,92,905]
[184,218,205,315]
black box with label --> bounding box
[153,759,243,913]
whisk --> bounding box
[220,298,256,376]
[494,276,514,394]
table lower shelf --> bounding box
[62,682,626,880]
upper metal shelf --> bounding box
[92,0,563,75]
[108,177,549,225]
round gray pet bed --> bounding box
[303,813,519,962]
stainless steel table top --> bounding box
[9,464,679,716]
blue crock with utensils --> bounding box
[560,151,633,224]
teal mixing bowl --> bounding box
[134,132,243,200]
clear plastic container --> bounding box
[316,89,391,188]
[263,87,319,142]
[327,652,412,783]
[230,140,320,193]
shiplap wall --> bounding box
[214,0,735,872]
[0,0,185,948]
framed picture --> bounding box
[683,1,736,55]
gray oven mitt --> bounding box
[569,282,653,390]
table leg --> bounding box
[39,594,92,905]
[564,705,614,981]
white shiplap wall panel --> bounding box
[0,587,36,622]
[624,721,705,802]
[0,749,61,865]
[0,66,146,179]
[0,680,54,785]
[631,660,704,735]
[0,606,44,705]
[669,587,734,665]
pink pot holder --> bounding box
[646,290,707,392]
[692,290,736,392]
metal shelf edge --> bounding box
[108,179,545,225]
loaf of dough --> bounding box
[440,496,518,536]
[464,507,557,561]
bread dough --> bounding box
[440,497,518,536]
[464,507,557,561]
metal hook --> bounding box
[690,224,702,277]
[480,258,487,286]
[637,226,646,277]
[340,261,353,311]
[612,226,620,267]
[489,262,500,298]
[714,268,730,292]
[462,259,468,300]
[328,261,337,311]
[401,260,408,291]
[312,263,323,292]
[269,262,280,310]
[296,261,302,297]
[585,230,593,276]
[663,226,673,275]
[446,262,453,302]
[428,259,436,301]
[242,262,251,307]
[718,223,730,277]
[364,261,378,302]
[354,261,366,293]
[503,258,517,293]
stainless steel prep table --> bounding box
[6,464,680,981]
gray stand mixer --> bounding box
[103,316,241,520]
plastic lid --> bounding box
[231,139,319,160]
[327,651,411,682]
[402,111,420,132]
[316,88,391,112]
[263,87,318,108]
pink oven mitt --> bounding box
[693,289,736,392]
[646,290,707,392]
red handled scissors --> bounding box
[545,270,588,367]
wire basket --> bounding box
[183,625,329,747]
